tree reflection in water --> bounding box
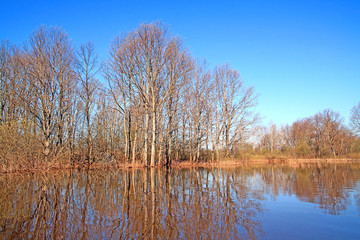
[0,163,359,239]
[257,163,360,215]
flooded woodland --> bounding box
[1,163,359,239]
[1,21,360,240]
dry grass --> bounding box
[1,157,360,174]
[171,158,360,169]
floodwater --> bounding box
[0,163,359,239]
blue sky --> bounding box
[1,0,359,126]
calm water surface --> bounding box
[0,163,359,239]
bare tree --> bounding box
[106,32,139,164]
[321,110,342,157]
[76,42,100,164]
[0,41,25,127]
[187,60,212,162]
[350,102,360,136]
[107,22,192,167]
[163,38,193,165]
[0,41,34,169]
[22,26,75,162]
[135,22,169,167]
[0,41,12,126]
[214,64,257,158]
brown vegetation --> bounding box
[256,109,360,159]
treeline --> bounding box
[0,22,257,170]
[1,22,359,171]
[257,108,360,158]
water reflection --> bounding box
[256,163,360,215]
[0,163,359,239]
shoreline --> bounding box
[171,158,360,168]
[1,158,360,174]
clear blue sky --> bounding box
[1,0,359,126]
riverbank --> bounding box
[2,158,360,174]
[171,158,360,169]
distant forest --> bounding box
[1,22,359,171]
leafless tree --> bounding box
[319,109,342,157]
[106,31,140,164]
[107,22,193,166]
[163,37,193,165]
[0,41,34,169]
[22,26,75,162]
[135,22,169,167]
[187,60,212,162]
[214,64,257,158]
[350,102,360,136]
[76,42,101,164]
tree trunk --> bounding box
[144,112,149,165]
[132,121,137,164]
[127,112,132,164]
[150,109,156,167]
[124,114,129,164]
